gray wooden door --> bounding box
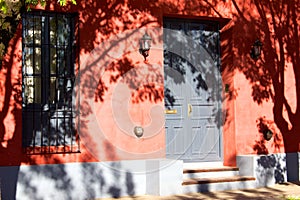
[164,18,222,162]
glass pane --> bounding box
[24,77,41,104]
[50,17,57,45]
[50,77,56,103]
[24,77,34,103]
[50,48,57,74]
[34,16,42,45]
[24,17,34,44]
[57,16,70,46]
[24,28,33,45]
[65,78,73,108]
[24,47,41,74]
[57,78,65,105]
[34,48,41,73]
[24,47,33,74]
[57,50,66,76]
[65,50,73,76]
[34,77,41,104]
[24,16,42,45]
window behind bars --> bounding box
[22,11,80,154]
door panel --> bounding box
[164,18,222,162]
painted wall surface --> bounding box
[231,0,299,156]
[0,0,299,169]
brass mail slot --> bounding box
[165,109,177,114]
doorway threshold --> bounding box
[183,161,223,169]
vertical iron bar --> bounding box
[54,14,58,152]
[32,15,40,151]
[70,15,74,152]
[47,14,51,153]
[63,16,67,151]
[41,15,45,150]
[76,14,80,152]
[22,15,27,149]
[44,15,50,153]
[63,41,66,152]
[55,13,59,152]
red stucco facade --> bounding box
[0,0,298,168]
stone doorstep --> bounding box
[183,166,239,174]
[182,166,256,187]
[182,175,256,185]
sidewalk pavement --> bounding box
[99,182,300,200]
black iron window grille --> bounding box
[22,11,80,154]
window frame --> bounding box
[21,10,80,154]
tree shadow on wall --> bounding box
[95,56,164,104]
[0,22,23,200]
[73,0,230,166]
[16,161,136,199]
[252,117,291,185]
[253,116,283,155]
[256,154,286,185]
[230,0,300,182]
[0,2,140,200]
[0,0,250,199]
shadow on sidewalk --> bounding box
[99,182,300,200]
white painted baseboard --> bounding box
[237,152,300,187]
[0,159,183,200]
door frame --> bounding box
[163,16,224,162]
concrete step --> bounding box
[182,165,256,193]
[183,166,239,179]
[182,177,257,193]
[182,175,256,185]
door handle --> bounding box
[188,103,192,117]
[165,109,177,114]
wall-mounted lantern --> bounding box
[250,39,263,60]
[139,33,152,61]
